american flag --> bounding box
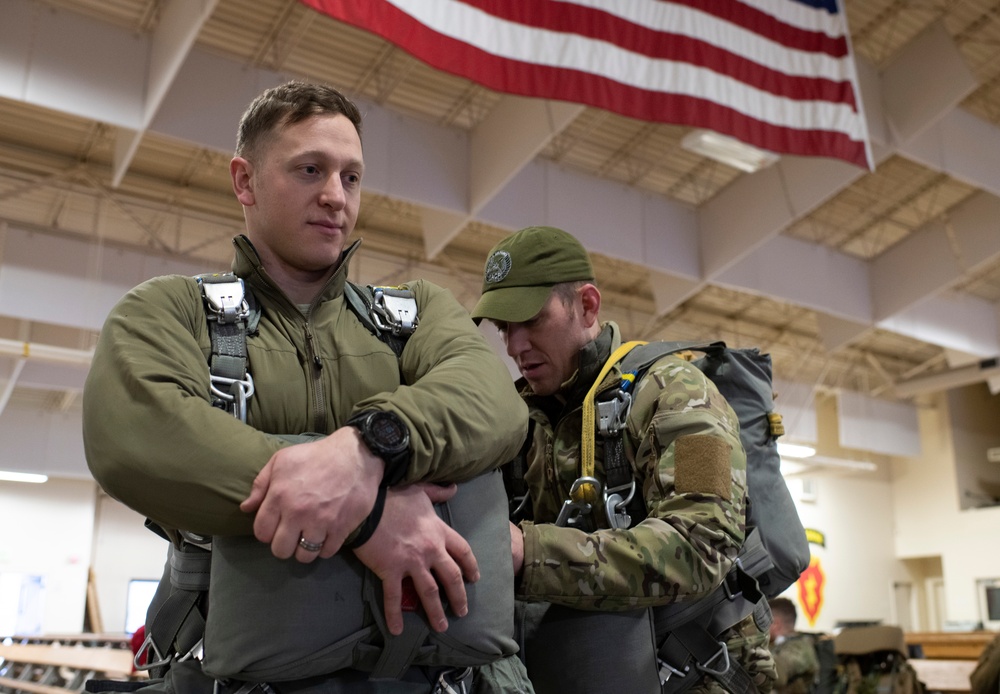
[299,0,872,169]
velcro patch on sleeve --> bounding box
[674,434,732,499]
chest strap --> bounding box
[197,273,259,422]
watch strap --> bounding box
[343,485,388,550]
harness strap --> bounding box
[577,340,647,505]
[343,282,416,359]
[658,619,758,694]
[197,274,258,422]
[139,543,210,677]
[504,419,536,522]
[654,530,772,694]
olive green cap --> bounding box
[471,226,595,323]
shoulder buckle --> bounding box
[371,287,418,336]
[597,388,631,437]
[198,273,249,324]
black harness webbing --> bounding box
[653,529,772,694]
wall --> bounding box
[91,493,170,633]
[892,391,1000,626]
[948,383,1000,508]
[0,477,97,633]
[776,393,908,633]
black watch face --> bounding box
[370,412,408,451]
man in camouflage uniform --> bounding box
[769,598,819,694]
[472,226,776,694]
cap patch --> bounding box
[484,250,512,284]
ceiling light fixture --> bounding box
[0,470,48,484]
[680,129,780,173]
[777,442,817,459]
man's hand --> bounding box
[240,427,384,561]
[353,483,480,636]
[510,521,524,576]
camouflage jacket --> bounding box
[516,322,748,610]
[773,633,820,694]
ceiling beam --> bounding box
[871,192,1000,320]
[2,0,1000,391]
[112,0,220,187]
[421,95,584,260]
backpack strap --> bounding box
[503,418,536,522]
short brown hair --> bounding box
[769,597,798,627]
[551,280,588,308]
[235,81,363,161]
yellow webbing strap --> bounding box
[574,340,648,505]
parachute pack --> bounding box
[617,340,811,597]
[505,339,811,694]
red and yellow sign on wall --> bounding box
[798,528,826,627]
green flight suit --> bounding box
[83,236,533,693]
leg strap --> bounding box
[655,531,772,694]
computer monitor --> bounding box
[124,579,159,635]
[977,578,1000,631]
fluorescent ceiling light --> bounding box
[680,129,780,173]
[0,470,48,484]
[777,442,816,459]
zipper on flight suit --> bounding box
[304,322,328,434]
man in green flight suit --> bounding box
[83,81,533,693]
[472,225,777,694]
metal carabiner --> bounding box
[210,373,255,422]
[557,476,601,528]
[604,479,637,529]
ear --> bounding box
[230,157,255,206]
[578,283,602,328]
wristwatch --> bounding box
[346,409,411,487]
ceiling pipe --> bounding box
[0,338,94,366]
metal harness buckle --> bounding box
[433,666,473,694]
[658,655,691,686]
[604,479,637,529]
[371,287,418,336]
[695,640,731,677]
[597,389,632,437]
[200,276,250,325]
[134,631,170,671]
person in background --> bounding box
[472,225,776,694]
[83,80,532,694]
[769,597,820,694]
[971,631,1000,694]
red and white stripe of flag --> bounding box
[300,0,872,169]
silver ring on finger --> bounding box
[298,534,323,552]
